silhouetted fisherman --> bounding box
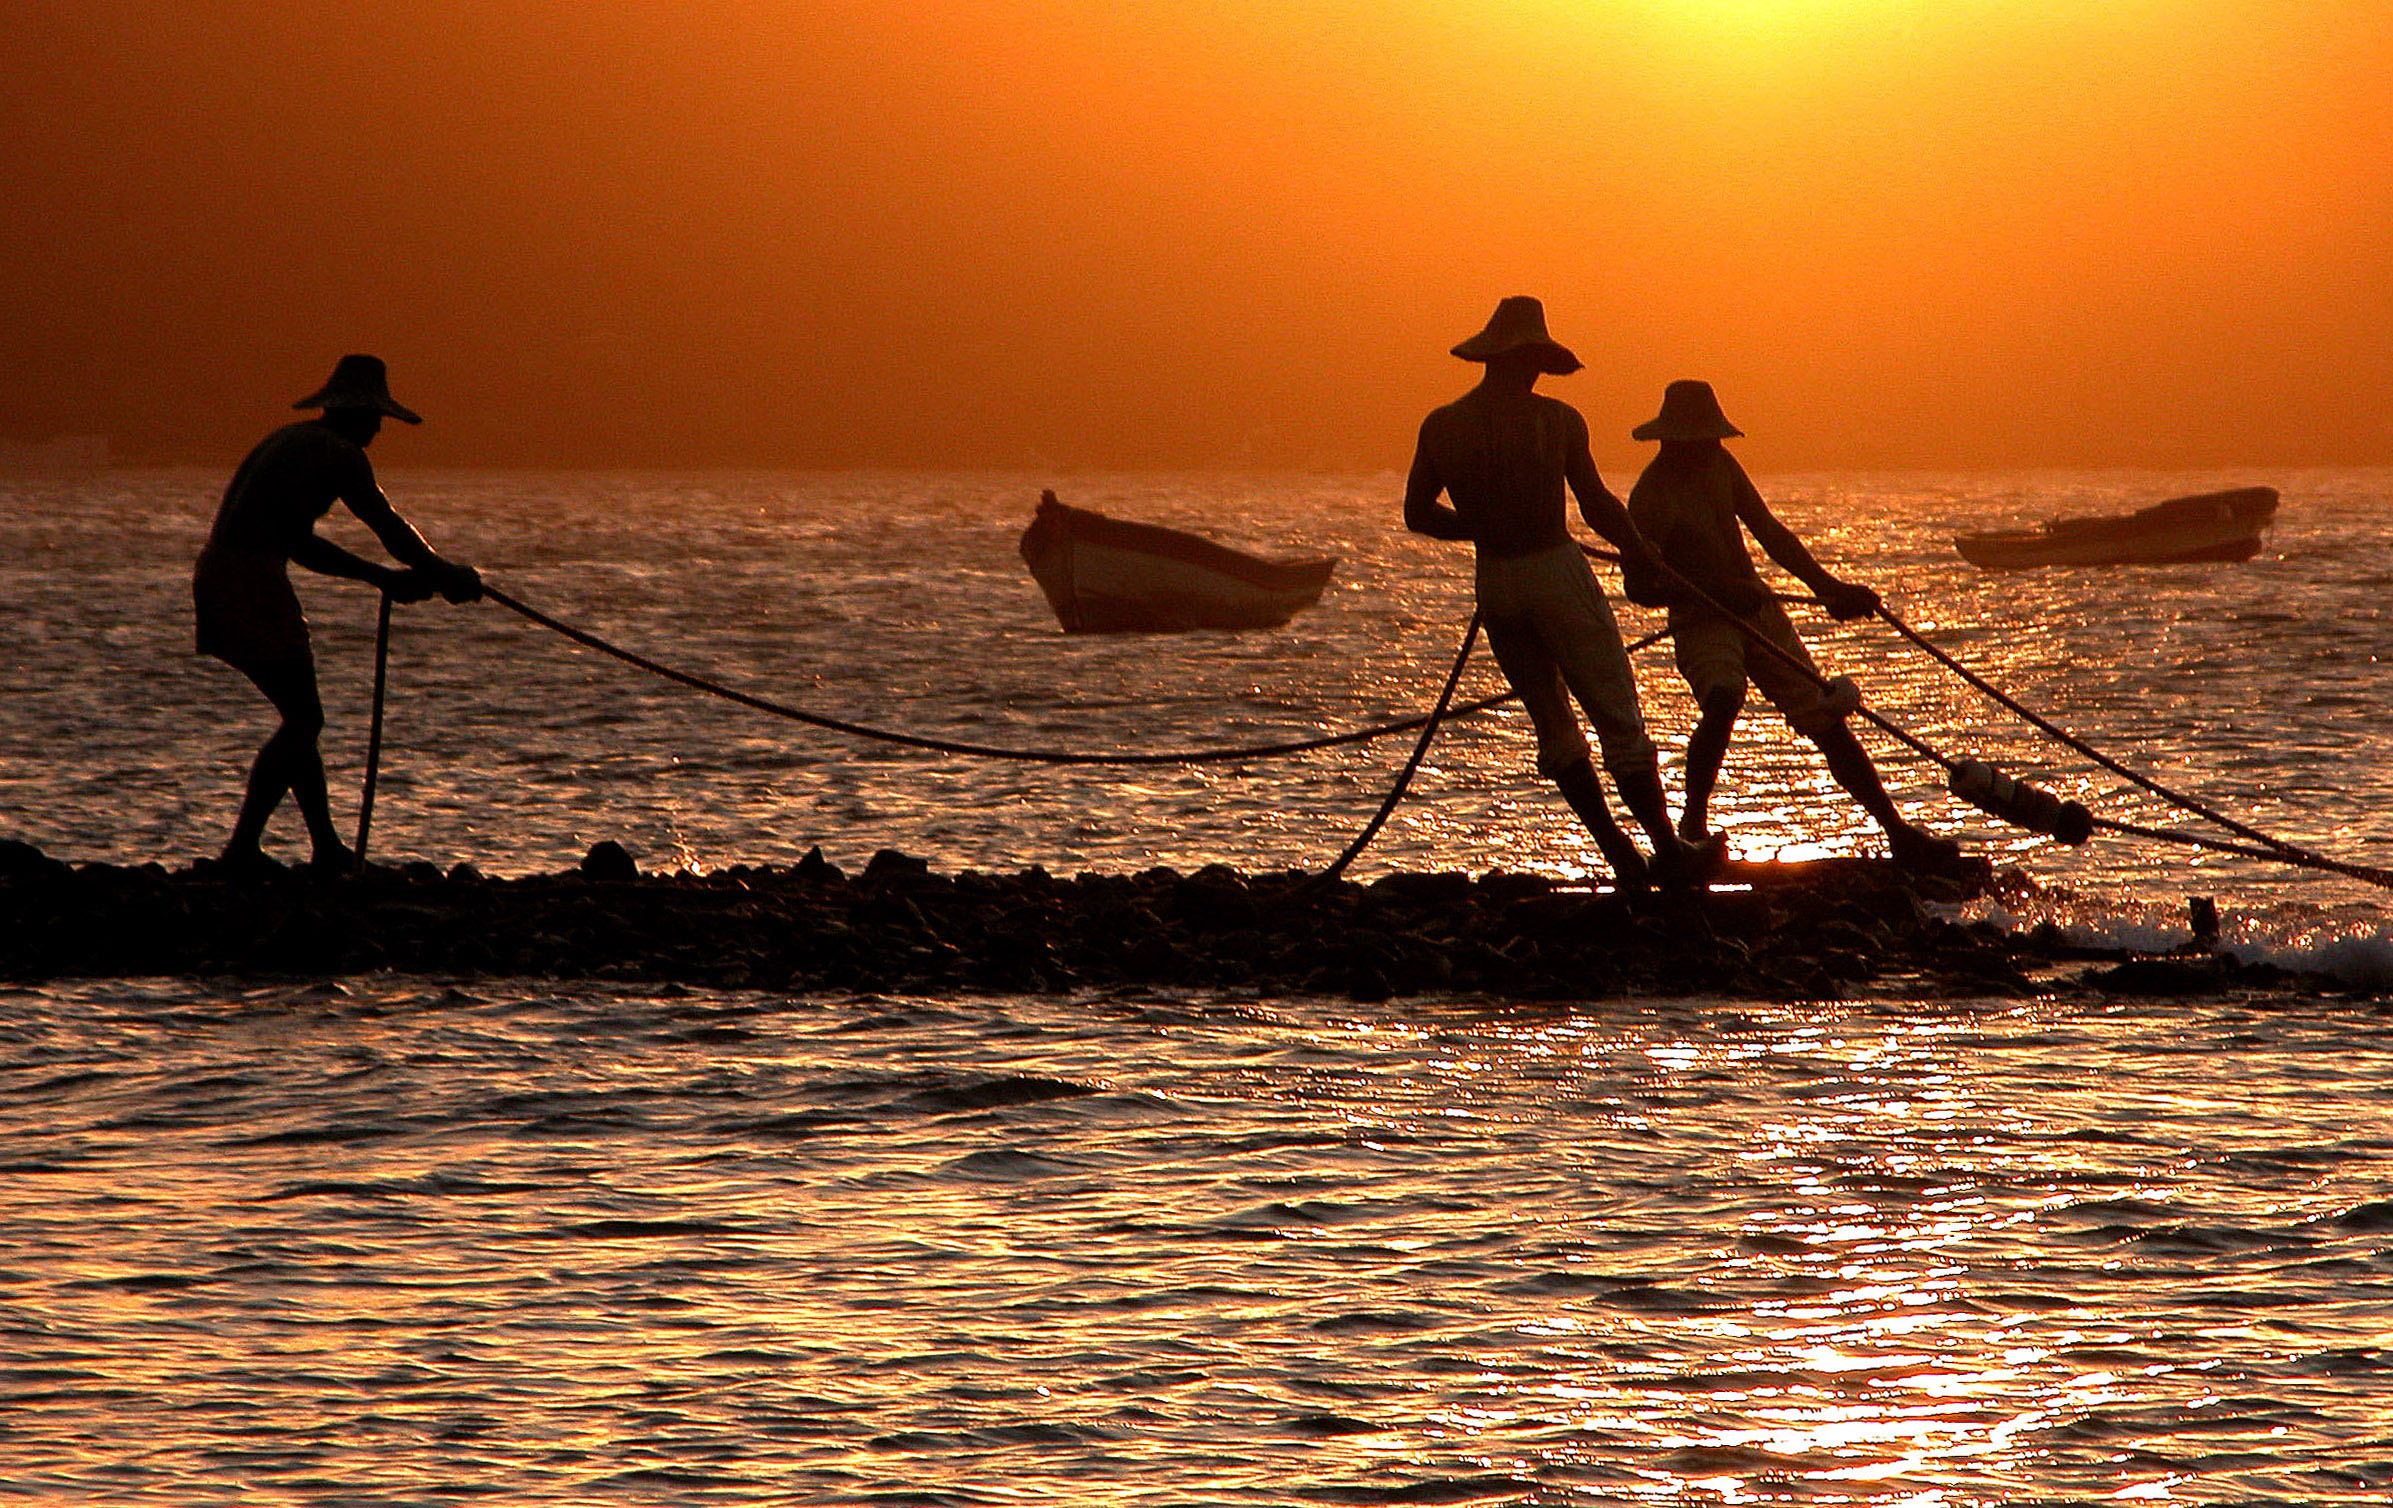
[1404,298,1714,890]
[1624,379,1961,869]
[192,355,481,873]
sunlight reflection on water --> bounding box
[4,467,2393,1499]
[2,979,2390,1501]
[4,468,2388,923]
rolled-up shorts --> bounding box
[193,546,310,669]
[1670,598,1835,733]
[1474,544,1657,777]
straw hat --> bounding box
[1632,380,1741,441]
[294,354,422,424]
[1450,296,1582,375]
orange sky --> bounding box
[3,0,2388,471]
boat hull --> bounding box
[1020,492,1337,632]
[1953,486,2278,570]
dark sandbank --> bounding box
[0,837,2324,1002]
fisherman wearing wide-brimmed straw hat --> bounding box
[291,353,424,425]
[191,355,482,874]
[1447,295,1586,375]
[1403,297,1719,892]
[1623,379,1964,871]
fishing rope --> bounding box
[483,583,1533,766]
[354,591,393,864]
[1311,610,1483,886]
[1874,605,2303,859]
[479,583,1681,883]
[460,566,2390,890]
[1586,545,2393,889]
[1869,604,2393,888]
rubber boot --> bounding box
[1553,759,1650,891]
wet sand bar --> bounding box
[0,840,2298,1001]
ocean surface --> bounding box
[3,466,2391,1501]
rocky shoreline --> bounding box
[0,838,2323,1002]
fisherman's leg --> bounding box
[225,739,291,864]
[1727,602,1943,865]
[1575,687,1721,883]
[1602,748,1678,853]
[1551,757,1649,890]
[288,740,353,872]
[1539,585,1696,865]
[233,659,351,870]
[1669,615,1764,843]
[1484,619,1649,884]
[1680,685,1744,842]
[224,658,305,861]
[1804,720,1957,866]
[1808,719,1903,828]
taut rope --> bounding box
[1579,545,2393,890]
[343,570,2385,892]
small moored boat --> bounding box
[1019,491,1338,632]
[1953,486,2279,571]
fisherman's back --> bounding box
[205,421,376,557]
[1627,442,1770,613]
[1415,388,1586,559]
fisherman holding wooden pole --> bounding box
[1403,298,1717,890]
[191,355,481,873]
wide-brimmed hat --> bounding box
[1451,296,1582,375]
[294,354,422,424]
[1632,379,1741,441]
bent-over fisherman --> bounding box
[192,355,482,873]
[1624,379,1962,870]
[1403,297,1715,890]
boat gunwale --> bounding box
[1019,493,1337,631]
[1951,485,2279,569]
[1024,497,1337,592]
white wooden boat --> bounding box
[1954,486,2279,570]
[1019,491,1337,632]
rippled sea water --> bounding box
[3,467,2391,1501]
[5,979,2391,1503]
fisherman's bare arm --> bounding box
[343,483,482,601]
[1730,465,1877,618]
[1402,419,1472,541]
[341,481,441,567]
[1565,438,1640,552]
[290,531,406,586]
[1566,427,1670,598]
[285,531,434,602]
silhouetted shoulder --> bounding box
[1419,396,1475,434]
[210,420,383,551]
[1414,399,1480,463]
[256,420,376,494]
[1533,393,1589,444]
